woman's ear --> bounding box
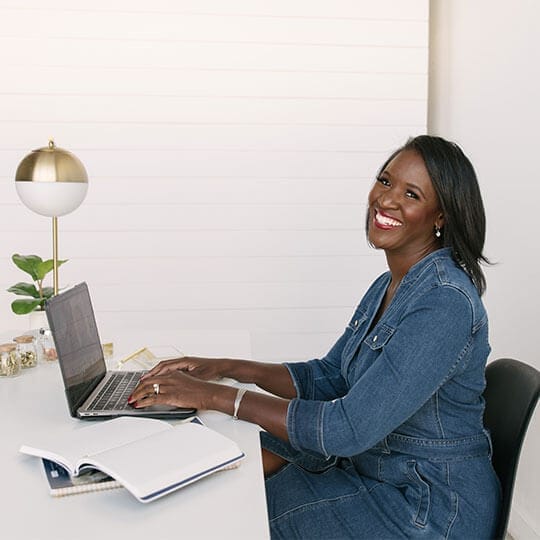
[436,212,445,230]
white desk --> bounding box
[1,361,270,540]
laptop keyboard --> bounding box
[88,371,144,411]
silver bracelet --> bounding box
[233,388,247,420]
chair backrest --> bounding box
[483,358,540,539]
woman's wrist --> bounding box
[204,381,237,414]
[220,358,251,381]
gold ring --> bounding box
[153,383,160,395]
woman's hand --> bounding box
[128,369,231,411]
[141,356,229,382]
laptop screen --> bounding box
[45,282,106,416]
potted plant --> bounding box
[7,254,67,315]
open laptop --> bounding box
[45,282,196,420]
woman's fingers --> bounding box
[129,370,200,409]
[128,380,154,403]
[129,381,177,408]
[141,357,189,379]
[142,357,220,382]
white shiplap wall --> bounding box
[0,1,428,360]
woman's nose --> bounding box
[377,187,398,208]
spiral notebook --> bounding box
[42,458,122,497]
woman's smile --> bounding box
[373,209,403,230]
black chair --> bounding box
[483,358,540,539]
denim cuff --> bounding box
[287,398,327,456]
[284,362,314,399]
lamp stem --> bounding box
[52,216,59,295]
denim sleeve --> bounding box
[284,325,352,401]
[287,286,475,457]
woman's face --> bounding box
[367,149,444,259]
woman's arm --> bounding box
[224,359,298,399]
[140,356,297,399]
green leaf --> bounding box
[35,258,68,280]
[41,286,55,299]
[12,254,43,281]
[6,282,40,298]
[11,298,43,315]
[9,255,69,310]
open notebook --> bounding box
[20,416,245,503]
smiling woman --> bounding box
[130,135,500,539]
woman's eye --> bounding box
[405,190,419,200]
[377,177,390,186]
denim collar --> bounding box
[400,247,453,286]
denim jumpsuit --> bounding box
[262,249,501,539]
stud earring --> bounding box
[435,226,442,238]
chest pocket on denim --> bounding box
[363,323,395,351]
[342,312,369,361]
[347,310,368,333]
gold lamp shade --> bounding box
[16,139,88,184]
[14,139,88,293]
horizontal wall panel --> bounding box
[4,278,367,315]
[1,178,373,206]
[0,230,371,258]
[2,40,427,75]
[84,281,369,311]
[5,280,366,313]
[0,291,356,334]
[105,307,358,337]
[0,96,427,126]
[0,1,428,21]
[0,254,387,286]
[0,150,389,179]
[0,123,418,153]
[3,67,427,101]
[0,204,366,232]
[0,11,427,47]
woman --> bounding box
[129,135,501,539]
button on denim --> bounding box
[263,249,501,539]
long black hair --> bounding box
[375,135,490,295]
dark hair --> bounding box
[375,135,490,295]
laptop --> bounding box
[45,282,196,420]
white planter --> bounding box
[28,310,48,331]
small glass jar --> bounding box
[39,328,58,361]
[0,343,21,377]
[14,335,38,368]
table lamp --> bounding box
[15,139,88,294]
